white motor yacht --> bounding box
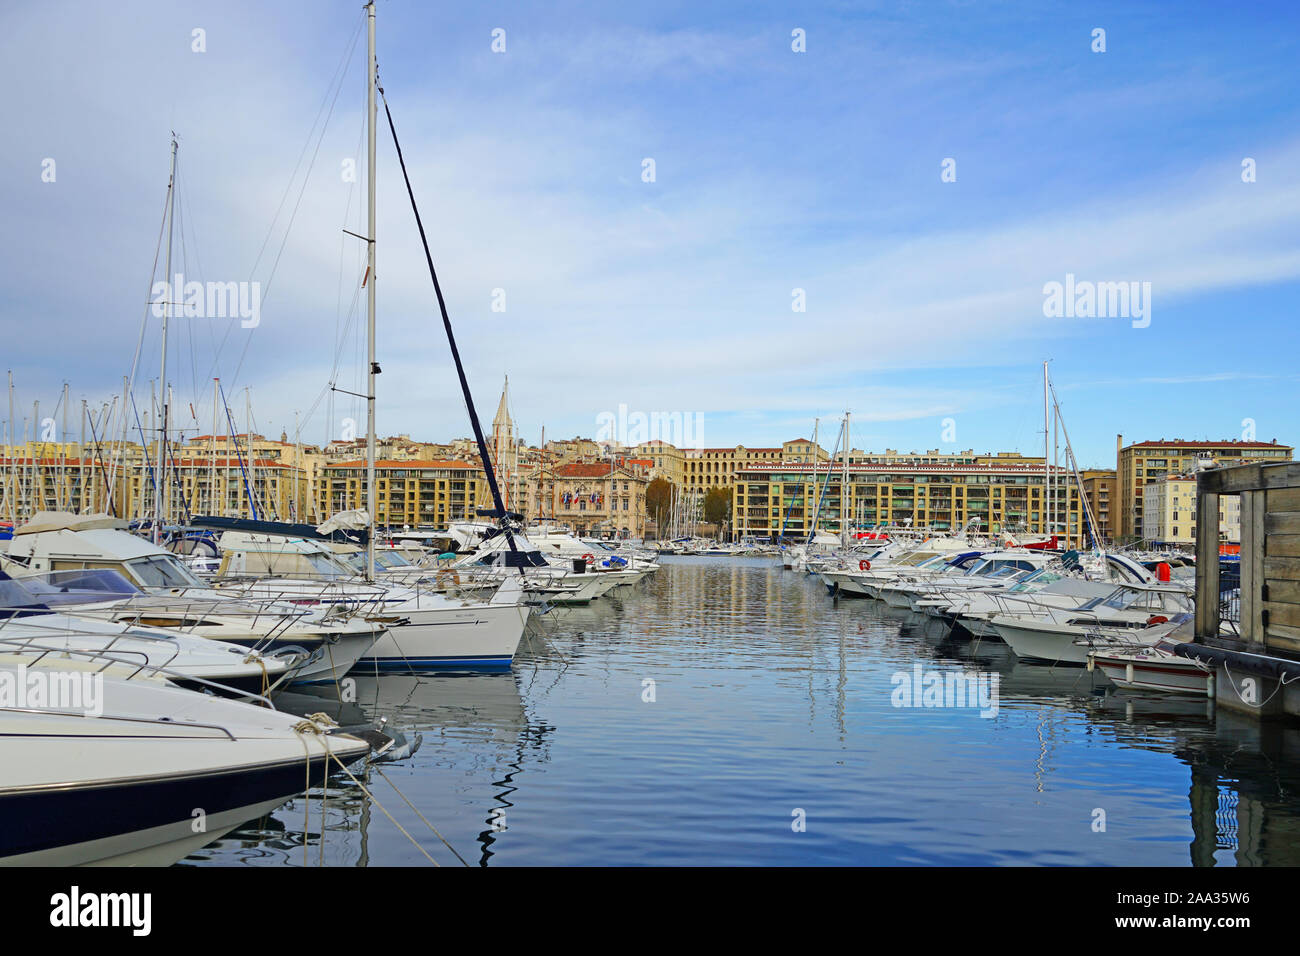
[0,656,369,865]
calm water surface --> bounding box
[186,557,1300,866]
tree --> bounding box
[645,478,673,536]
[703,486,731,529]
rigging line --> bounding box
[119,168,173,475]
[328,267,366,390]
[379,87,516,547]
[248,12,364,283]
[806,421,847,546]
[175,176,200,413]
[129,393,161,521]
[85,401,117,517]
[217,380,259,520]
[203,15,365,391]
[244,400,276,519]
[177,153,222,431]
[331,107,367,432]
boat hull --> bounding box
[355,602,526,672]
[0,744,368,866]
[1092,655,1209,695]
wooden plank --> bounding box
[1218,465,1263,493]
[1265,622,1300,651]
[1267,579,1300,605]
[1194,489,1221,640]
[1262,463,1300,488]
[1264,556,1300,581]
[1267,488,1300,513]
[1264,601,1300,629]
[1241,491,1263,640]
[1265,512,1300,535]
[1268,535,1300,558]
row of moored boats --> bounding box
[0,511,656,865]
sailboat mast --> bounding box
[841,411,850,548]
[1042,360,1050,541]
[209,378,218,515]
[364,0,378,581]
[7,371,14,524]
[809,418,818,541]
[156,135,177,543]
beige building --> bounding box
[1116,437,1292,542]
[683,444,787,493]
[532,462,648,538]
[317,459,491,530]
[733,460,1083,546]
[1080,468,1117,545]
[1142,473,1241,547]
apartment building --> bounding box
[631,440,687,487]
[317,459,492,530]
[1142,474,1241,547]
[733,460,1083,546]
[1080,468,1117,544]
[1116,437,1292,542]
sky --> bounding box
[1,0,1297,469]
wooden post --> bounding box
[1194,481,1220,641]
[1242,489,1265,642]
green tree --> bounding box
[646,478,673,536]
[703,486,731,528]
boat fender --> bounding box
[859,559,870,571]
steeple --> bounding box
[493,375,511,432]
[491,376,515,508]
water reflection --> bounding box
[188,557,1300,866]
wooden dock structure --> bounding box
[1181,461,1300,718]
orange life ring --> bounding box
[582,553,595,563]
[859,559,870,571]
[1146,615,1169,626]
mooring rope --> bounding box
[293,715,442,865]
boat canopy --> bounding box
[191,514,368,546]
[15,512,128,535]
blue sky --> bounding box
[1,0,1297,468]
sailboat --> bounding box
[241,1,531,672]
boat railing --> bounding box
[0,702,243,741]
[0,636,276,711]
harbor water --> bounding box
[187,556,1300,866]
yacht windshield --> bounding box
[308,552,354,577]
[0,576,51,616]
[16,569,141,605]
[126,555,204,588]
[332,552,367,575]
[984,566,1025,580]
[1009,569,1063,593]
[1078,587,1141,612]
